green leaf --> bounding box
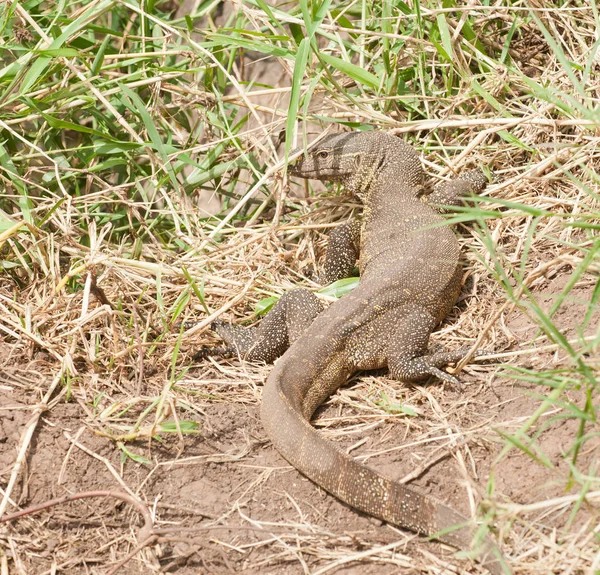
[118,83,180,190]
[285,37,310,158]
[91,35,111,76]
[20,56,51,96]
[319,53,380,89]
[185,157,246,187]
[495,428,553,469]
[207,33,290,58]
[470,79,507,115]
[529,10,585,99]
[0,214,24,231]
[436,14,453,62]
[497,130,534,151]
[254,296,278,316]
[254,0,276,21]
[93,141,142,154]
[118,443,152,465]
[377,392,417,416]
[33,48,82,57]
[430,38,451,63]
[182,266,209,314]
[0,141,31,220]
[300,0,333,46]
[159,420,200,433]
[318,277,359,298]
[288,22,304,45]
[40,112,110,137]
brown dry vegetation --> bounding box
[1,1,599,574]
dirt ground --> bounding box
[0,266,597,574]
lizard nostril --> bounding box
[288,157,302,174]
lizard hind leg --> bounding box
[386,306,461,386]
[203,289,324,363]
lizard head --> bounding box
[288,132,423,202]
[288,132,359,181]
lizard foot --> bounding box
[390,354,462,385]
[192,319,249,360]
[192,345,235,361]
[390,346,494,387]
[421,346,495,386]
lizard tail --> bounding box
[261,368,509,575]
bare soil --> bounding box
[0,268,596,574]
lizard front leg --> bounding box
[425,169,489,209]
[319,220,361,284]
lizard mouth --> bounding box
[287,151,304,175]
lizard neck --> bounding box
[344,155,424,205]
[362,165,425,224]
[359,169,444,279]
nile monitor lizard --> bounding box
[203,131,508,574]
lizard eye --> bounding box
[317,151,329,159]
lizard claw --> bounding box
[473,348,495,359]
[425,366,462,387]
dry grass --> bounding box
[1,1,599,573]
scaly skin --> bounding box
[207,132,508,574]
